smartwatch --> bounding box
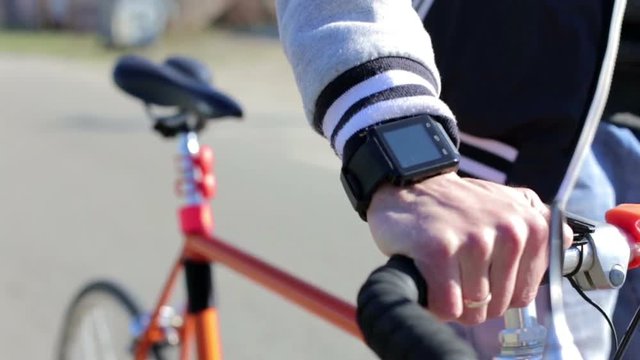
[340,114,460,221]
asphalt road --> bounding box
[0,32,385,359]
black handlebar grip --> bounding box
[357,255,477,360]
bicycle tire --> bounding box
[57,280,167,360]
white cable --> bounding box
[545,0,628,358]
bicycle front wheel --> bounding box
[57,280,157,360]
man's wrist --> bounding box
[366,171,461,222]
[371,171,461,200]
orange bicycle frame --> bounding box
[133,133,359,360]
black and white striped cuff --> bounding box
[313,57,457,159]
[458,132,518,184]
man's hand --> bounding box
[367,172,572,325]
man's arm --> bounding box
[276,0,457,158]
[276,0,572,326]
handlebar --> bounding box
[357,255,477,360]
[357,205,640,360]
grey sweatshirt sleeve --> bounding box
[276,0,457,158]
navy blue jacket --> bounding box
[425,0,615,200]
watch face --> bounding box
[380,123,442,169]
[376,115,459,179]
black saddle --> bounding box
[113,55,243,134]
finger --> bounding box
[515,187,551,215]
[415,256,463,321]
[457,232,493,324]
[511,212,549,307]
[528,197,573,249]
[487,222,525,318]
[563,222,574,249]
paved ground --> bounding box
[0,31,385,359]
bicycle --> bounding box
[56,53,640,360]
[56,54,361,360]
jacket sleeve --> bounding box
[276,0,458,158]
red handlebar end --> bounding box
[606,204,640,269]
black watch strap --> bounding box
[339,114,460,221]
[340,133,392,221]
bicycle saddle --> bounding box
[113,55,243,120]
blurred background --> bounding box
[0,0,384,359]
[0,0,277,46]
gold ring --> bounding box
[463,293,492,309]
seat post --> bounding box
[178,132,205,205]
[177,131,223,360]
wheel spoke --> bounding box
[80,318,99,360]
[91,308,118,360]
[58,281,148,360]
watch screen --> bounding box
[381,123,441,169]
